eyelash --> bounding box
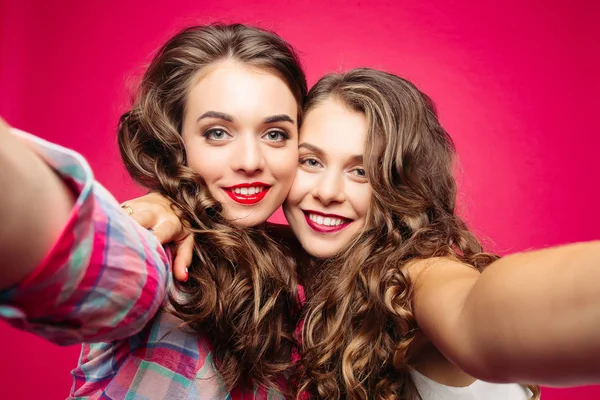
[299,157,322,168]
[300,157,367,180]
[352,168,366,177]
[263,129,290,142]
[202,128,230,141]
[202,128,289,142]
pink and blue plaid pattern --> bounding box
[0,130,286,399]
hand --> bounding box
[121,192,193,282]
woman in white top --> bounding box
[125,68,600,399]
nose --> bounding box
[231,133,265,174]
[312,169,345,205]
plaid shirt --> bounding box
[0,130,286,399]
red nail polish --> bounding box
[184,270,189,282]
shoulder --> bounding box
[404,257,480,290]
[403,256,480,313]
[403,257,481,364]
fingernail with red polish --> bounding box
[184,268,189,282]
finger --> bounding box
[173,234,194,282]
[125,208,157,230]
[151,220,180,245]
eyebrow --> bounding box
[196,111,295,125]
[299,143,363,164]
[263,114,295,125]
[197,111,234,123]
[298,143,324,156]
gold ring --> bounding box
[121,204,134,216]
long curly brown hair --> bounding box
[117,24,307,394]
[296,69,540,400]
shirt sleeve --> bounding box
[0,129,171,345]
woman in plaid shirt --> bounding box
[0,23,308,399]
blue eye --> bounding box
[263,130,289,142]
[354,168,366,177]
[300,157,321,168]
[203,128,230,141]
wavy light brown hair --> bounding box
[296,69,540,400]
[117,24,307,393]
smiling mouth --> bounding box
[303,211,352,233]
[224,183,271,205]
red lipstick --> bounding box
[224,182,270,205]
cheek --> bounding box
[185,145,223,183]
[353,186,373,219]
[266,146,298,185]
[286,170,315,206]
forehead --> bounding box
[185,60,298,122]
[300,98,367,157]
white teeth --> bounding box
[232,186,264,196]
[308,213,346,227]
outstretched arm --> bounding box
[0,118,75,290]
[0,120,170,345]
[410,241,600,386]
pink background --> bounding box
[1,0,598,398]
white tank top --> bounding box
[410,369,533,400]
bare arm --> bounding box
[411,241,600,386]
[0,119,75,290]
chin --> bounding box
[303,243,342,260]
